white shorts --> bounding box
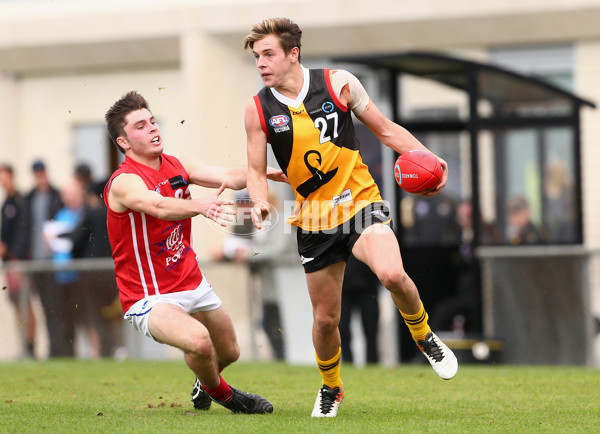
[124,277,222,339]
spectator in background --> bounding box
[429,199,483,335]
[43,177,88,357]
[74,163,93,192]
[506,196,545,245]
[338,254,380,365]
[209,190,255,263]
[211,189,288,360]
[248,190,291,361]
[22,160,64,357]
[71,172,122,358]
[0,164,37,358]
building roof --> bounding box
[337,51,596,111]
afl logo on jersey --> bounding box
[322,101,334,114]
[269,114,291,133]
[269,115,290,128]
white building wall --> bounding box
[8,69,180,188]
[577,42,600,247]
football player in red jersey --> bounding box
[104,91,286,414]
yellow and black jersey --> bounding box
[254,67,383,231]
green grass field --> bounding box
[0,360,598,433]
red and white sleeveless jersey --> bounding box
[104,154,203,313]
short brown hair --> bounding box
[507,196,530,213]
[243,18,302,62]
[0,163,13,175]
[105,91,150,154]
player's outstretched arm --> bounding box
[107,173,234,225]
[187,159,248,191]
[245,98,271,229]
[185,158,286,191]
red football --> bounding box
[394,150,443,194]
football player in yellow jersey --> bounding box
[244,18,458,417]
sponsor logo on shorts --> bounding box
[300,255,315,264]
[370,210,387,219]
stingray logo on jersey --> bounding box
[322,101,334,114]
[269,114,290,133]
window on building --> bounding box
[489,44,574,91]
[73,124,122,185]
[485,44,578,245]
[489,125,578,245]
[400,129,463,247]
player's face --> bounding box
[252,34,297,88]
[120,108,163,158]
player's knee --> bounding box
[378,267,410,292]
[314,311,340,334]
[188,334,214,359]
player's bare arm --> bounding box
[245,98,271,229]
[107,172,234,226]
[333,69,448,194]
[186,158,249,190]
[185,156,287,190]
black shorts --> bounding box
[296,202,392,273]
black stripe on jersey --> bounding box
[256,87,294,175]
